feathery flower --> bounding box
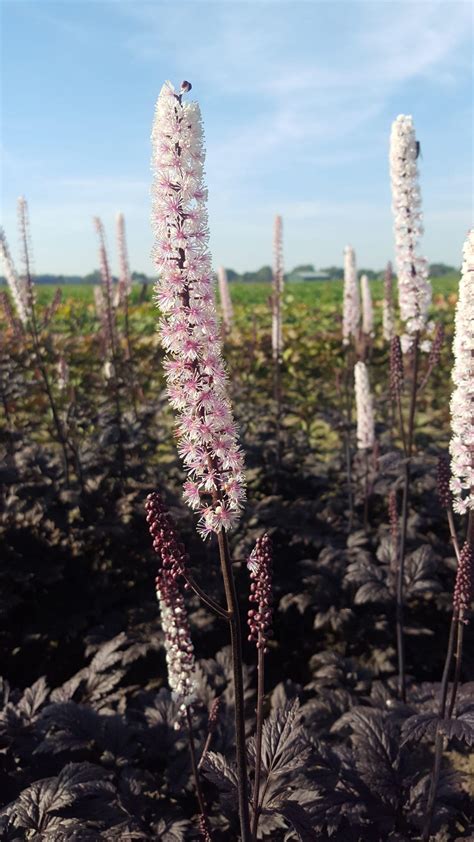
[217,265,233,332]
[383,261,395,342]
[272,215,284,360]
[247,534,273,651]
[354,361,375,450]
[361,273,374,337]
[449,229,474,514]
[116,212,133,303]
[389,115,431,347]
[453,541,473,621]
[151,80,246,537]
[17,196,36,318]
[342,245,360,346]
[93,218,118,357]
[145,492,196,716]
[0,229,28,325]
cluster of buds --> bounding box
[389,336,404,403]
[247,534,273,651]
[383,261,395,342]
[145,492,196,717]
[389,115,431,349]
[354,361,375,450]
[93,217,118,358]
[342,245,360,346]
[388,490,399,549]
[436,455,452,510]
[151,80,246,537]
[449,229,474,514]
[116,212,133,304]
[145,491,190,582]
[453,541,473,621]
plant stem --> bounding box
[273,350,282,490]
[217,530,251,842]
[363,448,370,533]
[251,644,265,839]
[395,332,420,702]
[421,616,457,841]
[186,707,212,840]
[447,509,461,563]
[183,574,230,620]
[422,510,474,840]
[447,621,464,719]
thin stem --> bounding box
[273,351,282,490]
[363,448,370,533]
[447,620,464,718]
[447,509,461,563]
[421,617,458,841]
[186,707,212,840]
[395,333,420,701]
[251,644,265,839]
[422,510,474,840]
[183,574,230,620]
[217,530,251,842]
[342,347,354,531]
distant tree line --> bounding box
[0,263,457,286]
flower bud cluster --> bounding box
[342,245,360,346]
[453,541,473,621]
[390,336,404,403]
[247,534,273,650]
[354,361,375,450]
[436,455,452,510]
[389,115,431,347]
[383,261,395,342]
[145,491,189,582]
[449,230,474,514]
[145,492,196,716]
[116,212,133,303]
[151,81,246,538]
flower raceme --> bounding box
[389,115,431,348]
[354,361,375,450]
[361,273,374,337]
[145,492,197,716]
[247,534,273,651]
[0,228,28,326]
[272,214,284,360]
[383,261,395,342]
[449,229,474,514]
[342,245,360,346]
[151,81,246,538]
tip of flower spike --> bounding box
[181,80,192,93]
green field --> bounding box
[32,272,460,307]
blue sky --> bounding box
[1,0,473,275]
